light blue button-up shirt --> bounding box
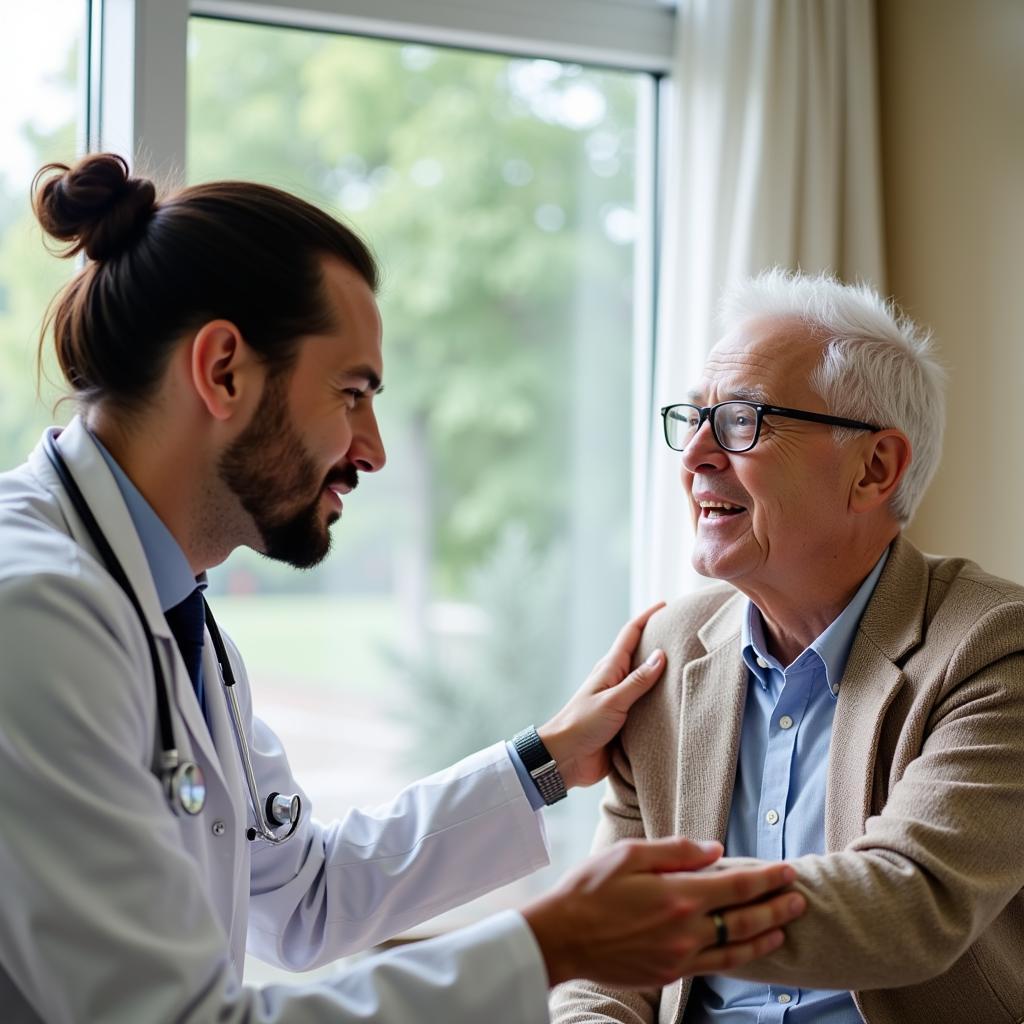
[92,434,203,613]
[686,549,889,1024]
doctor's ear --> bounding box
[188,320,261,421]
[849,429,912,516]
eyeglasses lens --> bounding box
[665,402,760,452]
[715,402,758,451]
[665,406,701,450]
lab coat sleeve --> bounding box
[225,625,552,968]
[0,569,550,1024]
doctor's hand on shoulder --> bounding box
[537,600,669,791]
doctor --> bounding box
[0,153,804,1023]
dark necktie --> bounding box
[164,588,206,714]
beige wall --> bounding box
[878,0,1024,580]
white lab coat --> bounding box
[0,419,552,1023]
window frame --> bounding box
[90,0,670,625]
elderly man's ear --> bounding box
[849,430,913,515]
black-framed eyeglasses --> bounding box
[660,401,883,453]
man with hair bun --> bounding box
[551,270,1024,1024]
[0,154,806,1023]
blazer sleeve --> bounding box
[726,609,1024,990]
[0,569,550,1024]
[548,739,660,1024]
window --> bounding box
[0,1,86,471]
[187,16,653,979]
[2,0,660,985]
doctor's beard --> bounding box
[217,373,358,570]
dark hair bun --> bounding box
[32,153,157,262]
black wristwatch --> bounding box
[511,726,567,805]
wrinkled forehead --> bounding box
[689,316,825,405]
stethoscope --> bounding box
[43,431,302,844]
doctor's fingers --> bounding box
[685,925,789,977]
[567,896,792,991]
[642,889,804,985]
[702,888,806,948]
[589,601,667,681]
[665,861,798,913]
[607,601,667,660]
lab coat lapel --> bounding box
[162,630,227,792]
[32,419,169,638]
[200,638,248,855]
[30,418,228,793]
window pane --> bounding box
[188,17,649,980]
[0,3,85,471]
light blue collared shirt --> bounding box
[686,549,889,1024]
[90,431,546,805]
[91,434,204,614]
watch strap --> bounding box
[511,726,567,805]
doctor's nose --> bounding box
[349,409,386,473]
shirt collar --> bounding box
[89,431,205,612]
[741,547,890,697]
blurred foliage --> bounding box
[0,45,79,471]
[388,524,569,774]
[187,20,638,595]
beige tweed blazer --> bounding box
[551,536,1024,1024]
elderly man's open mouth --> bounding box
[697,499,748,520]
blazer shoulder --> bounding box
[925,552,1024,609]
[920,554,1024,676]
[640,582,739,661]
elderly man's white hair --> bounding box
[718,268,946,525]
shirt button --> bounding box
[777,993,792,1004]
[765,809,780,826]
[779,715,794,730]
[211,820,226,837]
[755,656,769,669]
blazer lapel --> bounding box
[825,535,928,851]
[826,644,905,851]
[665,596,746,1024]
[675,596,748,844]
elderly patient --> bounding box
[552,271,1024,1024]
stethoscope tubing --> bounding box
[43,431,181,776]
[203,597,302,844]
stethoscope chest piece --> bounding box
[169,761,207,816]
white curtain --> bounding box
[634,0,887,605]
